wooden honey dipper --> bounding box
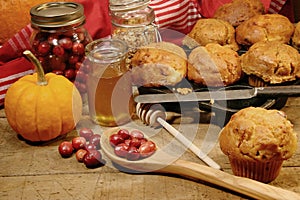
[136,103,221,170]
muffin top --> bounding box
[241,41,300,84]
[187,43,242,87]
[292,22,300,51]
[130,42,187,87]
[213,0,265,27]
[182,18,239,51]
[236,14,295,46]
[219,107,298,162]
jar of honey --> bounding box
[85,39,135,127]
[29,2,92,93]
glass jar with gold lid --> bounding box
[29,2,92,89]
[109,0,161,55]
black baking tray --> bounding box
[136,47,299,127]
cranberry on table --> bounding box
[72,136,86,151]
[79,128,94,141]
[76,149,87,162]
[85,143,97,151]
[90,134,101,149]
[83,150,102,168]
[58,141,74,158]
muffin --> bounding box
[219,107,298,183]
[241,41,300,86]
[130,42,187,87]
[292,22,300,51]
[213,0,265,27]
[182,18,239,51]
[236,14,295,47]
[187,43,242,87]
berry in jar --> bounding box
[30,2,92,93]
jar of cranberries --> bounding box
[109,0,161,57]
[29,2,92,93]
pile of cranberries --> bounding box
[109,129,156,161]
[58,128,103,168]
[31,29,92,94]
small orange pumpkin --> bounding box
[4,50,82,142]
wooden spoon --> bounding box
[101,127,300,200]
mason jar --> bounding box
[85,38,135,127]
[29,2,92,92]
[109,0,161,57]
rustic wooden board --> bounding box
[0,97,299,199]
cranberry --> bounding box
[72,137,86,151]
[59,37,73,49]
[124,139,131,146]
[126,146,140,161]
[74,82,87,93]
[72,42,85,55]
[83,150,102,168]
[118,129,131,140]
[52,70,64,75]
[129,137,141,148]
[139,141,156,158]
[53,45,65,56]
[75,62,84,70]
[109,133,124,147]
[38,41,51,55]
[49,55,66,71]
[81,64,91,73]
[130,130,144,139]
[85,143,97,151]
[64,69,76,80]
[140,138,148,145]
[114,143,129,158]
[75,70,87,83]
[79,128,94,141]
[69,55,79,65]
[47,35,59,45]
[58,141,73,158]
[76,149,87,162]
[90,134,101,149]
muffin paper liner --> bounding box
[229,157,283,183]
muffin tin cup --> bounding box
[228,157,283,183]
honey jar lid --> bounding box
[30,2,85,28]
[109,0,150,12]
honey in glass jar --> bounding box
[85,39,135,127]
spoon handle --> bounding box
[156,117,221,170]
[160,159,300,200]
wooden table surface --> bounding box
[0,97,299,200]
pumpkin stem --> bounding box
[23,50,48,86]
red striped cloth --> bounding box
[0,0,289,106]
[149,0,201,34]
[268,0,287,13]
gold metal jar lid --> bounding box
[30,2,85,28]
[109,0,150,12]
